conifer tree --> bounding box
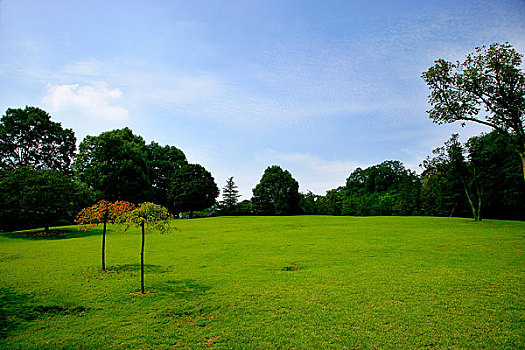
[220,177,241,213]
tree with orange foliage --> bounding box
[76,200,135,270]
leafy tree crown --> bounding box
[252,165,300,215]
[117,202,174,234]
[0,106,76,172]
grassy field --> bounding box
[0,216,524,349]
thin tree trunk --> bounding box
[477,196,482,221]
[449,203,457,217]
[476,182,483,222]
[461,177,479,221]
[102,219,107,271]
[463,181,478,221]
[473,166,483,222]
[518,152,525,186]
[141,222,145,294]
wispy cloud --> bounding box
[62,59,103,77]
[42,82,129,121]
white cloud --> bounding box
[42,82,129,121]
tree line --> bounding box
[221,43,525,221]
[0,42,523,229]
[292,131,523,220]
[0,107,219,231]
[221,129,523,221]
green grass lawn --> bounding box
[1,216,524,349]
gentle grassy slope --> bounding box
[1,216,524,349]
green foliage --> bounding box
[0,106,76,173]
[422,131,525,220]
[236,199,253,215]
[147,141,187,208]
[422,42,525,179]
[421,139,466,218]
[1,217,524,348]
[439,134,482,221]
[299,191,319,215]
[466,132,525,219]
[310,161,422,217]
[219,177,241,214]
[340,160,421,216]
[75,128,150,203]
[252,165,301,215]
[118,202,172,234]
[346,160,408,194]
[317,188,344,215]
[169,163,219,216]
[117,202,174,293]
[0,167,93,232]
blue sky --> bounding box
[1,0,524,198]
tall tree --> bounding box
[147,142,187,207]
[76,200,135,270]
[168,163,219,217]
[252,165,300,215]
[220,177,241,213]
[117,202,173,294]
[421,143,465,218]
[421,135,482,220]
[0,106,76,173]
[445,135,483,221]
[75,128,150,203]
[466,131,525,219]
[0,167,93,232]
[422,43,525,181]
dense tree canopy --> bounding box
[0,107,76,173]
[466,131,525,219]
[345,160,411,195]
[421,135,482,220]
[317,188,344,216]
[0,167,93,232]
[299,191,320,215]
[147,141,187,208]
[75,128,150,203]
[422,43,525,180]
[421,131,525,220]
[342,161,421,216]
[168,163,219,216]
[252,165,300,215]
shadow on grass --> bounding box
[1,227,104,240]
[107,264,170,274]
[0,287,87,339]
[160,279,212,298]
